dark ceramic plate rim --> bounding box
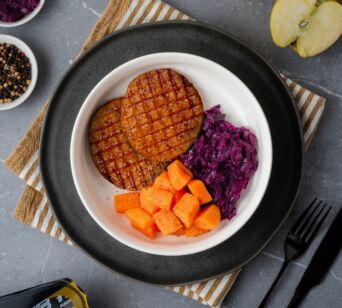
[40,20,303,285]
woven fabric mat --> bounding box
[5,0,326,307]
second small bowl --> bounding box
[0,35,38,111]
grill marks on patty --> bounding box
[121,69,204,162]
[89,98,167,190]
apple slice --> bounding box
[270,0,342,57]
[270,0,317,47]
[294,1,342,57]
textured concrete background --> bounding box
[0,1,341,307]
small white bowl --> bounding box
[0,0,45,27]
[71,53,273,256]
[0,35,38,111]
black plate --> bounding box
[40,21,303,285]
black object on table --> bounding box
[258,198,331,308]
[287,206,342,308]
[0,278,71,308]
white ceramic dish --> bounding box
[0,0,45,27]
[0,35,38,111]
[70,52,273,256]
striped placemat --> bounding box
[4,0,326,307]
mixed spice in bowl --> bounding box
[0,35,37,111]
[0,42,32,104]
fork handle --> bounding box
[257,261,289,308]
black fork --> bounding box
[257,198,331,308]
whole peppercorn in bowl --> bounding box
[0,35,38,111]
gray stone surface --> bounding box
[0,0,341,307]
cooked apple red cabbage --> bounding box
[0,0,40,22]
[180,105,258,220]
[89,69,258,239]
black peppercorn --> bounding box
[0,43,32,104]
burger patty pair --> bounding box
[89,69,204,191]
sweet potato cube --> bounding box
[114,192,140,213]
[153,171,174,192]
[173,193,200,228]
[195,205,221,230]
[171,226,185,236]
[185,225,208,237]
[167,160,193,190]
[187,180,212,205]
[149,188,173,210]
[153,209,183,235]
[132,223,158,240]
[139,187,159,214]
[125,208,154,230]
[172,188,187,206]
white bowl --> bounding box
[0,0,45,27]
[0,35,38,111]
[71,53,273,256]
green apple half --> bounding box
[270,0,342,57]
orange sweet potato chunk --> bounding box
[173,193,200,228]
[114,192,140,213]
[149,188,173,210]
[153,209,183,235]
[172,188,187,206]
[172,226,185,236]
[132,223,158,240]
[139,187,159,214]
[185,225,208,237]
[153,171,174,192]
[167,160,193,191]
[195,205,221,230]
[187,179,212,205]
[125,208,154,230]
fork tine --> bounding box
[293,199,322,236]
[296,200,322,236]
[291,198,318,234]
[304,205,331,244]
[300,202,326,240]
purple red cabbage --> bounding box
[0,0,40,22]
[180,105,258,219]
